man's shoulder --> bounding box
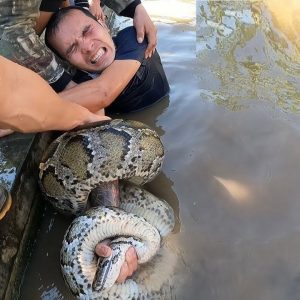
[114,26,147,62]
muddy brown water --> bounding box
[20,1,300,299]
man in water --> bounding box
[45,6,169,115]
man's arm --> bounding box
[0,0,72,92]
[59,60,141,112]
[0,56,108,133]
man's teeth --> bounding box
[91,48,105,64]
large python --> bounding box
[39,119,176,299]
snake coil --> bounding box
[39,119,176,299]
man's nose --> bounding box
[79,38,93,53]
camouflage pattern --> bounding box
[103,0,135,16]
[0,0,135,85]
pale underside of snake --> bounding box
[38,119,177,299]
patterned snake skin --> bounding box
[38,119,176,299]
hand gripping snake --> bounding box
[38,119,176,299]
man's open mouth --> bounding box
[91,47,105,64]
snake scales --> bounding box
[39,119,176,299]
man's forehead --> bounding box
[61,10,93,27]
[56,11,90,39]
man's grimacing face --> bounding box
[48,10,116,73]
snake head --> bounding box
[92,254,115,291]
[92,239,129,291]
[92,237,140,291]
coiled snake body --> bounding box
[39,120,176,299]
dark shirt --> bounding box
[73,26,170,114]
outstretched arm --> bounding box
[0,56,108,133]
[59,59,141,112]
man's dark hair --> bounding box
[45,6,98,58]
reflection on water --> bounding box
[142,0,195,24]
[264,0,300,50]
[214,176,250,203]
[197,0,300,114]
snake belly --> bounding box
[39,119,164,215]
[61,182,175,300]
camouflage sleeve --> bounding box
[0,0,71,91]
[40,0,64,12]
[118,0,141,18]
[101,0,136,15]
[71,0,139,18]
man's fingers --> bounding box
[145,28,157,58]
[95,244,138,284]
[145,45,154,58]
[95,242,112,257]
[125,247,138,272]
[87,114,111,124]
[116,262,130,283]
[145,43,156,58]
[136,28,145,44]
[116,247,138,283]
[97,12,106,22]
[133,4,157,58]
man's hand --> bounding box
[133,4,157,59]
[89,0,106,21]
[95,240,138,283]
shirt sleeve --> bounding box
[101,0,136,15]
[39,0,65,12]
[72,70,93,84]
[72,0,140,17]
[0,3,72,92]
[50,70,73,92]
[119,0,141,18]
[73,0,89,8]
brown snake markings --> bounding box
[39,119,164,215]
[38,119,176,299]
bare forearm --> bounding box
[0,56,105,133]
[59,60,140,112]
